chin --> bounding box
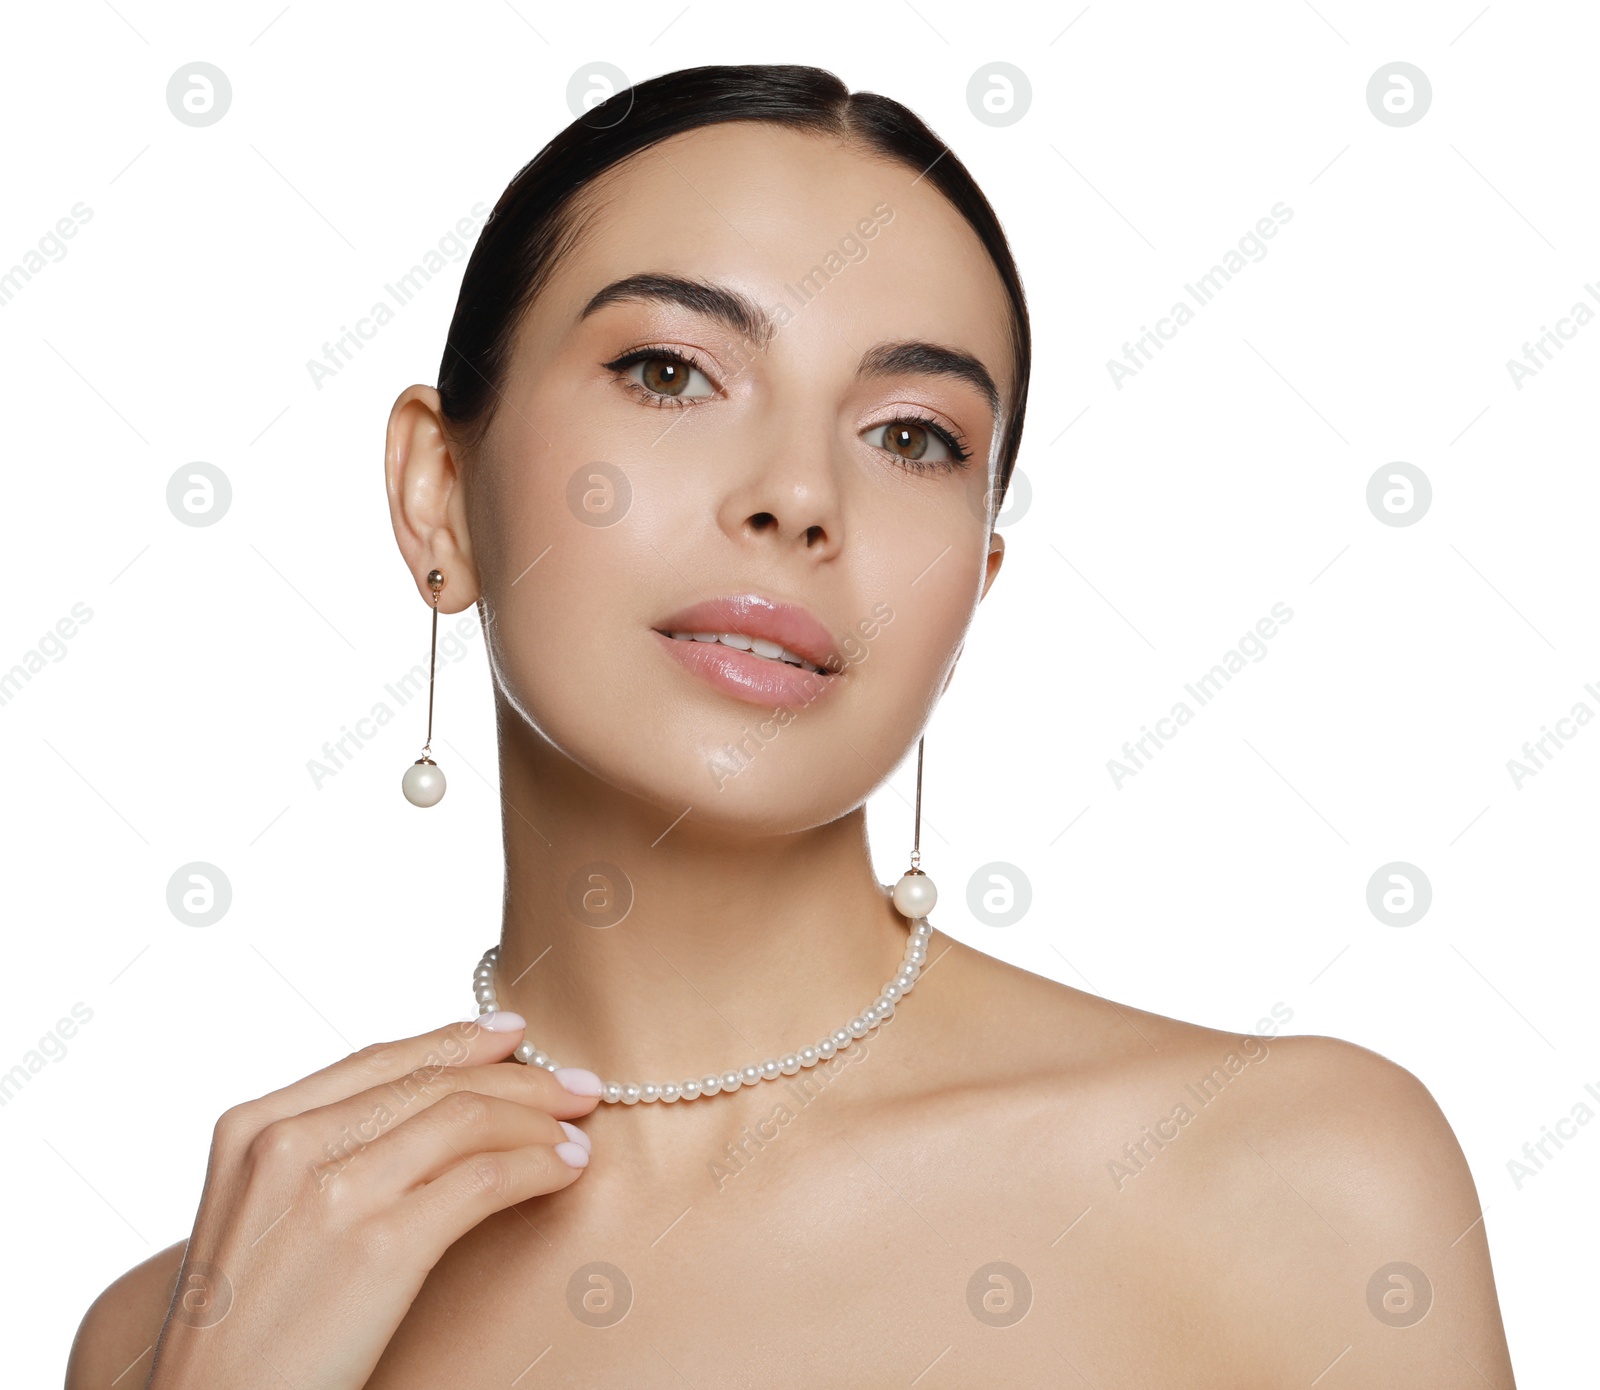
[500,635,885,832]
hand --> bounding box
[144,1014,600,1390]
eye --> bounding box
[864,416,972,470]
[604,347,719,406]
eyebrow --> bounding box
[578,272,1001,420]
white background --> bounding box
[3,1,1594,1382]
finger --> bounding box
[236,1050,600,1207]
[308,1051,602,1148]
[322,1091,581,1201]
[400,1137,591,1245]
[370,1056,602,1117]
[238,1015,600,1125]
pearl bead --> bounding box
[891,869,936,919]
[401,759,446,807]
[469,903,933,1103]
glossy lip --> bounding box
[654,594,843,673]
[652,594,844,709]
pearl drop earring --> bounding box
[401,568,447,808]
[891,735,937,919]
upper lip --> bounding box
[654,593,842,674]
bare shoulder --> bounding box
[922,936,1517,1386]
[64,1238,188,1390]
[929,930,1473,1168]
[1175,1029,1516,1383]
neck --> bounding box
[483,713,914,1090]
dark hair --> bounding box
[437,62,1030,510]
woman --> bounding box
[67,64,1515,1387]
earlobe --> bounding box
[384,384,481,611]
[946,535,1004,695]
[940,644,964,696]
[979,529,1006,602]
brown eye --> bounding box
[884,422,931,459]
[641,356,691,396]
[607,348,718,403]
[864,418,969,469]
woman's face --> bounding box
[447,121,1013,835]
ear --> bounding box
[979,528,1005,602]
[384,384,481,612]
[940,645,963,696]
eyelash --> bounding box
[601,345,973,469]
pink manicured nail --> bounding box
[555,1140,590,1168]
[554,1067,602,1096]
[472,1011,525,1032]
[559,1121,591,1153]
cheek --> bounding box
[849,523,984,686]
[474,460,659,740]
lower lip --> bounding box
[653,631,839,708]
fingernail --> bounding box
[558,1120,591,1153]
[554,1067,602,1096]
[555,1140,590,1168]
[472,1010,525,1032]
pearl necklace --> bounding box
[471,907,933,1104]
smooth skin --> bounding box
[67,122,1516,1388]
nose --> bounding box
[716,428,845,561]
